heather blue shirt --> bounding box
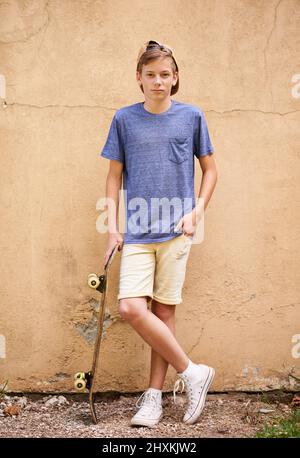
[99,99,214,244]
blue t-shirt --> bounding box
[99,99,214,244]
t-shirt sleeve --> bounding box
[193,110,214,157]
[98,113,125,163]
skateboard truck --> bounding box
[74,371,92,391]
[87,273,106,293]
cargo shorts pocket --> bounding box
[175,234,193,259]
[168,137,189,164]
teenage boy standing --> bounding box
[99,40,217,427]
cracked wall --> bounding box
[0,0,300,394]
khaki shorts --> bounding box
[117,233,193,305]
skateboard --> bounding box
[74,242,119,424]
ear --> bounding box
[173,71,178,86]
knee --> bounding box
[118,298,147,322]
[151,301,175,322]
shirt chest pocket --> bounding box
[168,137,189,164]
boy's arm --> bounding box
[193,154,218,223]
[106,159,123,234]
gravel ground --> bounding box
[0,392,296,438]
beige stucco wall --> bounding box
[0,0,299,394]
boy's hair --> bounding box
[136,40,179,96]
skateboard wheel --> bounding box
[74,372,85,380]
[87,274,100,289]
[74,378,87,391]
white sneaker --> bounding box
[130,388,163,427]
[173,364,215,424]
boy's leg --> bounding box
[151,236,215,424]
[118,297,189,373]
[149,299,176,390]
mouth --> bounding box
[152,90,164,92]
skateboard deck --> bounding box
[74,243,119,424]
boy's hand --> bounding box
[174,208,202,237]
[103,232,124,269]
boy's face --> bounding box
[136,57,178,101]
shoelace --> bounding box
[173,378,185,404]
[173,377,204,411]
[135,390,161,412]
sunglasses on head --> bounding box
[146,40,173,55]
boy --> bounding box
[99,40,218,427]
